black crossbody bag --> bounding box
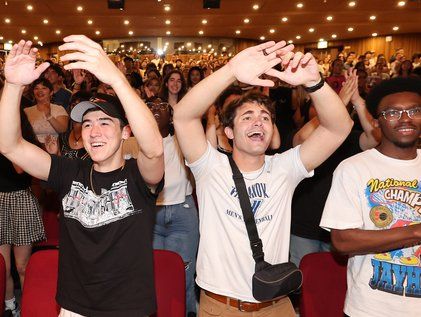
[228,156,303,302]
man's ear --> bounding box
[122,125,132,140]
[224,126,234,140]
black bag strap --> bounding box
[228,155,266,265]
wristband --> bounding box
[303,73,325,93]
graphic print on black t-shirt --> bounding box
[62,179,139,228]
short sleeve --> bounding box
[186,142,223,182]
[320,162,364,231]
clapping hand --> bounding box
[339,69,358,106]
[4,40,50,86]
[59,35,125,87]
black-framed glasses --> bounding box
[380,106,421,121]
[146,102,170,111]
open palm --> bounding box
[5,40,49,86]
[276,53,320,87]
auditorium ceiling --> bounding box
[0,0,420,46]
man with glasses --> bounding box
[321,77,421,317]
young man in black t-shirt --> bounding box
[0,36,164,317]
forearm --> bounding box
[174,64,235,122]
[310,83,353,137]
[331,226,421,255]
[47,116,68,133]
[0,82,24,154]
[112,76,163,159]
[353,98,381,145]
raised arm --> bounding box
[271,53,354,171]
[174,41,294,163]
[59,35,164,185]
[0,40,51,180]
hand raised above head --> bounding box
[228,41,294,87]
[5,40,50,86]
[59,35,125,87]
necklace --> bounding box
[242,162,266,181]
[72,130,82,146]
[89,161,126,196]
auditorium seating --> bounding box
[299,252,348,317]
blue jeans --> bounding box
[153,195,199,314]
[289,234,331,267]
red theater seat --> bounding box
[21,250,60,317]
[0,253,6,314]
[21,249,185,317]
[299,252,348,317]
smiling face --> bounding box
[189,69,202,86]
[166,72,182,95]
[33,83,52,103]
[81,110,130,169]
[224,101,273,157]
[375,92,421,155]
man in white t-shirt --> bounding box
[321,77,421,317]
[173,41,353,316]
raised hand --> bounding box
[268,52,321,87]
[339,69,358,105]
[228,41,294,87]
[4,40,50,86]
[44,134,59,155]
[59,35,125,87]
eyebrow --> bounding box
[239,109,271,117]
[82,117,115,124]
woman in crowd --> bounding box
[159,69,187,107]
[395,59,414,78]
[187,66,205,90]
[142,77,161,100]
[23,78,68,146]
[44,91,92,160]
[0,108,45,317]
[146,95,199,317]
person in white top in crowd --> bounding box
[321,77,421,317]
[173,40,353,316]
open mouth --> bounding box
[396,126,417,135]
[247,131,264,141]
[91,142,105,148]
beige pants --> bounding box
[198,290,296,317]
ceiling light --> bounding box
[76,6,83,12]
[4,18,11,23]
[21,29,26,34]
[165,19,171,25]
[95,30,100,35]
[164,5,170,11]
[208,44,212,48]
[260,36,265,40]
[348,1,356,7]
[244,18,250,23]
[33,36,38,40]
[372,33,378,37]
[331,34,337,38]
[288,40,293,44]
[281,17,288,22]
[43,19,49,24]
[319,38,325,42]
[235,30,241,34]
[0,36,3,40]
[370,15,376,20]
[87,20,93,25]
[269,29,275,33]
[326,16,333,21]
[347,27,354,32]
[308,28,315,32]
[198,30,204,35]
[202,19,208,24]
[120,44,125,48]
[55,30,61,34]
[296,3,304,8]
[37,41,43,46]
[296,35,301,39]
[393,26,399,31]
[8,40,13,43]
[27,5,33,11]
[128,30,133,35]
[166,30,171,35]
[252,4,259,10]
[124,20,130,25]
[397,1,406,6]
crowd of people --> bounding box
[0,35,420,317]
